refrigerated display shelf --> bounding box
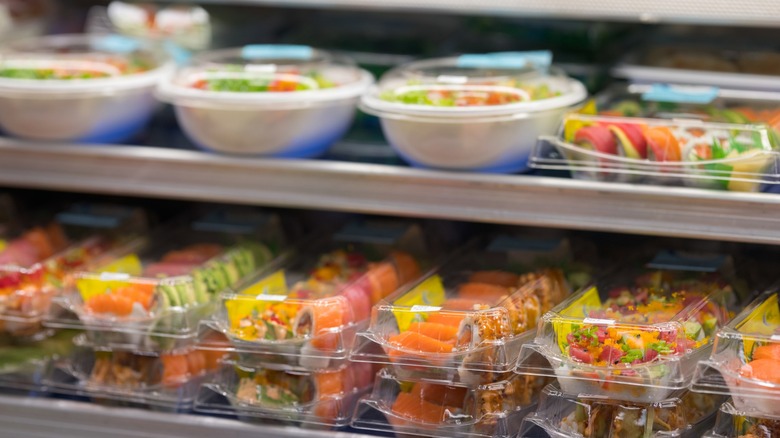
[0,395,374,438]
[166,0,780,27]
[1,139,780,244]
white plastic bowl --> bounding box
[362,56,587,173]
[157,46,373,157]
[0,34,170,143]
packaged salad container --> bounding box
[194,360,375,428]
[352,367,545,438]
[46,210,288,351]
[613,46,780,92]
[360,51,587,173]
[44,334,222,412]
[0,329,78,393]
[350,236,572,385]
[200,220,431,371]
[0,33,169,143]
[692,290,780,418]
[156,44,373,157]
[518,383,723,438]
[705,401,780,438]
[515,253,739,403]
[0,204,147,337]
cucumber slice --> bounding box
[221,259,240,286]
[160,284,182,308]
[176,281,197,306]
[191,270,210,304]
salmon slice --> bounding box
[388,331,454,354]
[753,344,780,361]
[391,251,421,284]
[418,382,467,408]
[406,322,458,342]
[367,262,400,303]
[468,271,519,288]
[441,298,491,311]
[391,387,451,424]
[426,312,466,327]
[161,353,190,387]
[457,282,509,302]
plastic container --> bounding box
[360,52,587,173]
[194,360,375,428]
[531,110,780,192]
[352,367,546,438]
[0,204,147,337]
[705,401,780,438]
[519,383,724,438]
[692,290,780,418]
[350,238,571,385]
[0,33,170,142]
[45,210,287,351]
[43,334,220,412]
[515,254,739,403]
[0,329,77,393]
[156,44,373,157]
[200,220,431,371]
[613,46,780,92]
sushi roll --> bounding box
[456,309,512,385]
[294,296,351,369]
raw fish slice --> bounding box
[457,282,509,302]
[468,271,519,288]
[406,321,458,342]
[388,331,454,354]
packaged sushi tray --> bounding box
[350,235,573,385]
[0,329,79,393]
[515,251,740,403]
[194,360,376,428]
[0,33,170,142]
[692,290,780,418]
[351,367,548,438]
[705,401,780,438]
[156,44,373,156]
[359,51,587,173]
[530,84,780,192]
[43,333,223,412]
[200,220,432,371]
[0,204,147,337]
[613,45,780,92]
[518,383,724,438]
[46,209,289,352]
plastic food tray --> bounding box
[704,401,780,438]
[0,33,170,142]
[350,237,572,385]
[194,360,376,428]
[531,111,780,192]
[693,290,780,418]
[43,334,221,412]
[200,221,431,371]
[0,204,147,337]
[46,210,287,351]
[613,46,780,92]
[360,52,586,173]
[351,367,546,438]
[516,255,738,403]
[0,329,78,393]
[156,45,372,157]
[519,383,724,438]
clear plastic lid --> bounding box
[531,111,780,192]
[0,329,78,392]
[200,220,431,371]
[352,367,547,438]
[519,383,724,438]
[705,401,780,438]
[156,45,373,108]
[43,333,222,411]
[361,52,587,119]
[45,210,287,352]
[693,290,780,419]
[350,238,572,385]
[0,204,147,338]
[194,360,376,427]
[516,252,739,403]
[0,33,169,95]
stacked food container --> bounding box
[40,208,289,412]
[0,203,148,393]
[349,235,579,437]
[192,219,433,428]
[515,251,740,437]
[691,290,780,437]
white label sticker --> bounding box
[99,272,131,281]
[255,294,288,302]
[583,317,615,325]
[410,305,442,312]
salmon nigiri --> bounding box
[752,344,780,361]
[406,322,458,343]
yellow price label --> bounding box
[392,275,447,332]
[76,254,144,302]
[554,286,603,353]
[226,270,290,330]
[242,269,288,297]
[737,294,780,359]
[100,253,143,276]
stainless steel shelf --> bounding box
[179,0,780,27]
[1,139,780,244]
[0,395,373,438]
